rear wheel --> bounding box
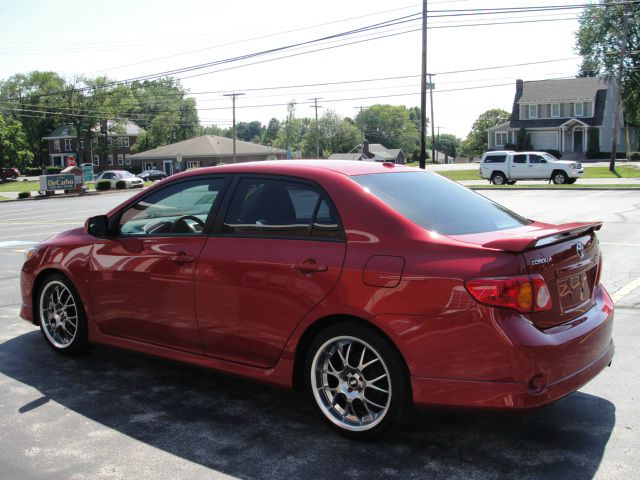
[491,172,507,185]
[305,323,410,439]
[552,171,569,184]
[37,274,89,355]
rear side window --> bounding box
[483,154,506,163]
[352,172,531,235]
[513,154,527,164]
[222,178,342,240]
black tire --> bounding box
[506,181,517,185]
[552,170,569,184]
[304,322,411,440]
[566,178,577,184]
[37,274,89,355]
[491,172,507,185]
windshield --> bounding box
[542,153,558,161]
[352,171,531,235]
[118,171,136,178]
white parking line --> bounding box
[611,277,640,303]
[601,243,640,247]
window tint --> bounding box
[352,172,531,235]
[223,178,341,240]
[119,178,225,236]
[513,154,527,164]
[529,154,546,164]
[483,154,506,164]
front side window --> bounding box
[529,154,547,164]
[222,178,342,240]
[119,178,226,236]
[352,172,531,235]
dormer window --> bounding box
[574,102,584,117]
[551,103,560,118]
[528,104,538,119]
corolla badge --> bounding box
[531,257,552,265]
[576,242,585,259]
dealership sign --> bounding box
[39,174,76,191]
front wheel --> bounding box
[38,274,89,355]
[305,323,410,439]
[552,171,569,184]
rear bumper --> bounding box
[410,285,614,409]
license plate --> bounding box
[558,271,591,310]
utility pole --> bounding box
[309,97,323,158]
[610,2,628,172]
[419,0,428,169]
[223,92,245,163]
[355,106,366,141]
[429,73,436,164]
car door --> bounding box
[89,176,229,353]
[509,154,527,179]
[528,153,551,178]
[195,175,346,368]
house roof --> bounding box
[131,135,286,160]
[518,77,609,103]
[327,153,368,160]
[43,122,141,139]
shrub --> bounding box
[504,143,517,151]
[18,191,31,199]
[24,167,43,176]
[587,127,600,157]
[46,166,63,174]
[96,180,111,191]
[115,180,126,189]
[630,152,640,161]
[586,151,627,159]
[543,149,562,159]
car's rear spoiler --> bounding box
[482,222,603,252]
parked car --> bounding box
[479,150,584,185]
[20,161,613,439]
[137,169,168,182]
[95,170,143,188]
[1,167,21,180]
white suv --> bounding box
[479,151,584,185]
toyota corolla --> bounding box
[20,160,614,439]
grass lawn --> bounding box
[0,195,9,201]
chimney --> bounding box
[516,79,524,95]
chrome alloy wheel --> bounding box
[39,280,79,349]
[311,336,392,432]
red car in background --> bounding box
[1,167,21,180]
[20,161,614,439]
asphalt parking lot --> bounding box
[0,189,638,479]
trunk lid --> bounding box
[452,222,602,329]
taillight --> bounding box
[464,274,552,313]
[595,254,603,286]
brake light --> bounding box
[595,254,603,286]
[464,274,552,313]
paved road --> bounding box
[0,190,638,479]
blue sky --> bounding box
[0,0,584,138]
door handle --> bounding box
[294,261,328,273]
[170,253,195,265]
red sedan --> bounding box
[20,160,614,439]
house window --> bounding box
[93,155,100,166]
[551,103,560,118]
[92,137,98,146]
[125,154,131,165]
[64,139,72,152]
[118,154,124,165]
[108,155,113,166]
[54,139,60,152]
[107,137,112,146]
[80,139,85,149]
[186,160,201,169]
[528,104,538,119]
[123,137,130,148]
[115,137,123,147]
[574,102,584,117]
[495,132,508,147]
[143,162,155,171]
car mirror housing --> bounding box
[86,215,110,236]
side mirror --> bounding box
[86,215,110,236]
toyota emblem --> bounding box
[576,242,585,259]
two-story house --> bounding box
[42,122,141,172]
[488,77,638,159]
[327,140,406,163]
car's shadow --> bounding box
[1,330,615,480]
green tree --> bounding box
[236,121,264,142]
[0,116,34,172]
[576,1,640,128]
[261,118,281,145]
[355,104,420,154]
[463,108,511,159]
[436,133,461,159]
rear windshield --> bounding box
[351,171,531,235]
